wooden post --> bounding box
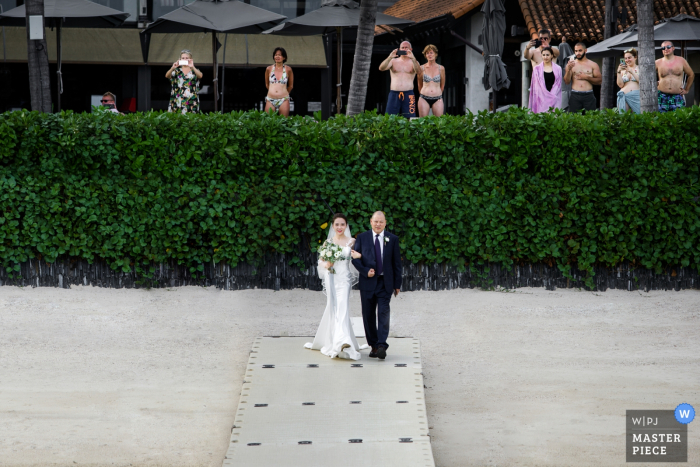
[212,31,218,112]
[25,0,52,113]
[637,0,656,112]
[56,20,62,112]
[336,26,342,115]
[600,0,615,109]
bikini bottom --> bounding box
[265,96,290,111]
[420,94,443,109]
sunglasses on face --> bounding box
[540,37,550,41]
[661,45,674,50]
[100,100,114,103]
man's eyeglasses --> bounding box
[100,99,114,103]
[540,37,550,41]
[661,45,674,50]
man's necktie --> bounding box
[374,234,383,276]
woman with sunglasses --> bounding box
[616,48,640,114]
[166,49,203,114]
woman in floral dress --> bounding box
[166,49,203,114]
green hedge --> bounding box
[1,107,699,287]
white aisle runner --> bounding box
[223,336,434,467]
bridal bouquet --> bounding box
[318,240,350,274]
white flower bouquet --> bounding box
[317,240,350,274]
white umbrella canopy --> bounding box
[142,0,287,112]
[0,0,130,112]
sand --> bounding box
[1,285,698,466]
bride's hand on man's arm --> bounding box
[350,250,362,259]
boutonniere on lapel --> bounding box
[384,237,390,245]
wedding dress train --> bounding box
[305,243,368,360]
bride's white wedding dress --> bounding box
[304,236,368,360]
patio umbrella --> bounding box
[480,0,510,112]
[263,0,413,115]
[142,0,286,112]
[586,25,642,58]
[0,0,129,112]
[613,15,700,57]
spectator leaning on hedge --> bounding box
[529,47,562,113]
[656,41,695,113]
[166,49,203,114]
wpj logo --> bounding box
[626,407,692,462]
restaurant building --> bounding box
[1,0,698,114]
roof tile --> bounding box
[522,0,699,43]
[380,0,484,25]
[377,0,699,44]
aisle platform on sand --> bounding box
[223,336,434,467]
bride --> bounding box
[304,213,367,360]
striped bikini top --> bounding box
[269,65,288,85]
[422,65,441,83]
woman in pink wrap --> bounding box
[529,47,562,113]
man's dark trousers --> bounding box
[360,276,392,350]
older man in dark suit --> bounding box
[351,211,402,360]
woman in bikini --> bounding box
[616,48,640,114]
[417,44,446,117]
[264,47,294,116]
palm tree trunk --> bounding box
[346,0,378,116]
[637,0,656,112]
[25,0,52,112]
[600,0,615,109]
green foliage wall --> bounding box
[1,108,699,284]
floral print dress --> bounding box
[168,68,200,114]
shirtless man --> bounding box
[524,29,560,68]
[656,41,695,112]
[379,41,421,118]
[564,42,602,113]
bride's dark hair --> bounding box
[332,213,348,225]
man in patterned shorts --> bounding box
[656,41,695,112]
[379,41,420,118]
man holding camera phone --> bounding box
[379,41,421,118]
[524,29,560,69]
[564,42,601,113]
[101,92,120,114]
